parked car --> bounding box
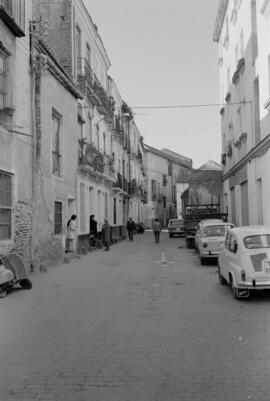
[168,219,185,238]
[195,219,234,265]
[218,226,270,299]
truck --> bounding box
[183,203,228,249]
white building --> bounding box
[213,0,270,226]
[0,1,33,261]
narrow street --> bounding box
[1,232,270,401]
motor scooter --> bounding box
[0,253,32,298]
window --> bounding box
[113,197,116,225]
[54,202,62,234]
[0,171,12,240]
[0,51,7,110]
[103,132,106,154]
[163,196,166,208]
[244,235,270,249]
[75,24,81,78]
[105,192,108,220]
[163,174,167,186]
[229,235,238,253]
[151,180,156,201]
[168,162,172,176]
[80,183,86,231]
[52,111,62,177]
[88,114,93,144]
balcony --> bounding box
[128,178,138,196]
[112,116,124,144]
[0,0,25,37]
[77,58,100,107]
[77,59,115,121]
[112,172,123,192]
[78,141,104,174]
[103,154,115,177]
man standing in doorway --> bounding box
[153,218,162,244]
[127,217,135,242]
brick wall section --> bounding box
[33,0,73,77]
[0,200,32,266]
[13,200,32,262]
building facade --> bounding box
[0,1,33,262]
[33,0,146,250]
[213,0,270,226]
[143,145,192,228]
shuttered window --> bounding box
[54,201,62,234]
[0,171,12,240]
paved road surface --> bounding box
[1,232,270,401]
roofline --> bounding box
[212,0,229,42]
[79,0,111,68]
[144,144,192,168]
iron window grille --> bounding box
[54,201,62,234]
[0,171,12,240]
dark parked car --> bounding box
[168,219,185,238]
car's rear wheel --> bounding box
[199,252,206,265]
[229,275,241,299]
[218,266,227,285]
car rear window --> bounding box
[202,225,228,237]
[244,235,270,249]
[170,220,184,227]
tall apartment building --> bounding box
[33,0,146,248]
[213,0,270,225]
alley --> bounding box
[1,232,270,401]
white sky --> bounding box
[84,0,221,168]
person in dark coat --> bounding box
[102,219,111,251]
[127,217,135,242]
[153,218,162,244]
[90,215,98,237]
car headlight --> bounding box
[203,242,208,248]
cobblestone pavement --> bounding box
[1,232,270,401]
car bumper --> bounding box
[202,250,222,257]
[236,280,270,290]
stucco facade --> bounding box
[143,145,192,228]
[0,1,33,263]
[213,0,270,226]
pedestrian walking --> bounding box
[153,218,162,244]
[89,214,98,248]
[66,214,77,253]
[127,217,135,242]
[102,219,111,251]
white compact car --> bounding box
[195,220,234,265]
[218,226,270,299]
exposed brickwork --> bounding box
[13,199,32,263]
[33,0,73,77]
[0,199,32,266]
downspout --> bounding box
[30,40,42,271]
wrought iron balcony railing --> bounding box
[78,141,104,174]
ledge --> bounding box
[223,133,270,180]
